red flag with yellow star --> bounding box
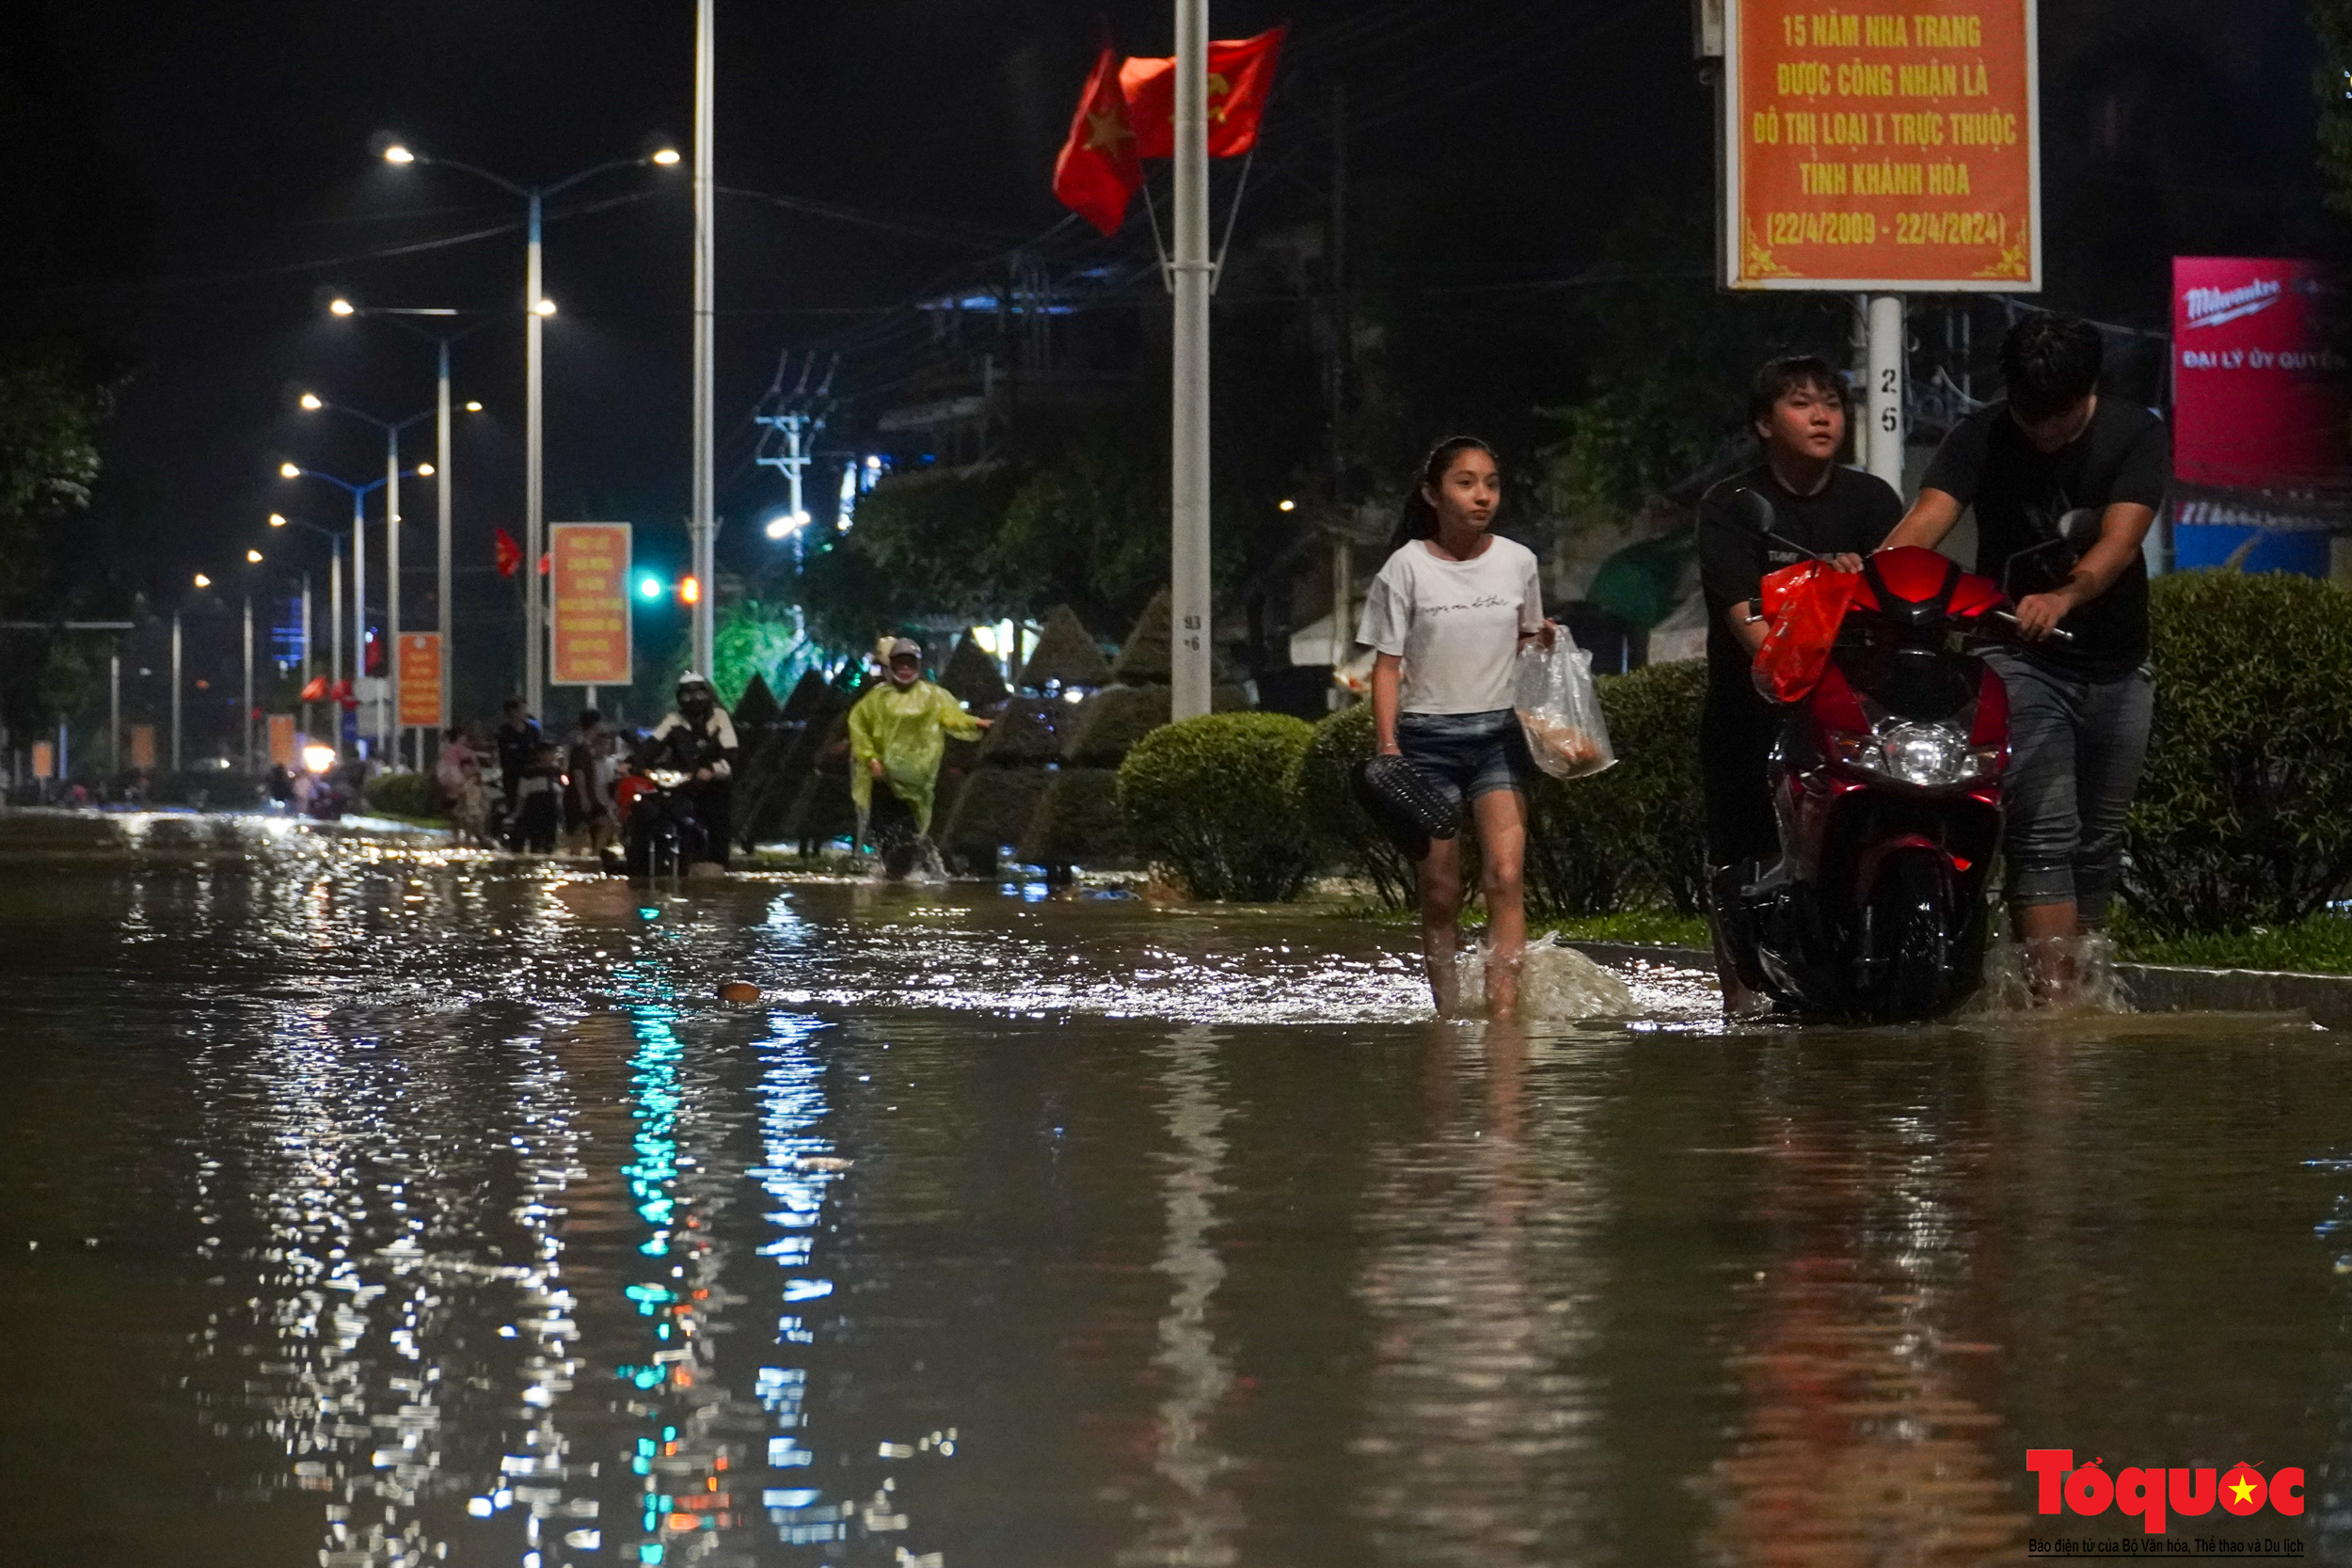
[1052,43,1143,236]
[1119,25,1288,160]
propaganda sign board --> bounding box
[1723,0,2040,291]
[549,523,632,688]
[397,633,443,730]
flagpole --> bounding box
[1169,0,1213,720]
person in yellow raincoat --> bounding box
[849,638,989,869]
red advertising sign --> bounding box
[549,523,632,688]
[1724,0,2041,290]
[397,633,443,729]
[2171,257,2350,493]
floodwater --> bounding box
[0,812,2345,1567]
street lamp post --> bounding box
[327,301,488,753]
[170,610,183,773]
[297,394,431,763]
[279,464,425,759]
[379,137,680,720]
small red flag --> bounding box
[331,679,358,710]
[1052,43,1143,236]
[298,675,328,702]
[494,527,523,578]
[1120,26,1287,160]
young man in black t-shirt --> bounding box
[1879,313,2169,994]
[1696,356,1903,1011]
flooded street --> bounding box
[0,813,2344,1566]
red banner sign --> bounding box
[1724,0,2041,290]
[397,632,443,729]
[549,523,632,688]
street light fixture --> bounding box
[323,299,490,747]
[279,461,427,761]
[378,134,681,718]
[193,573,211,589]
[297,392,432,761]
[246,549,263,564]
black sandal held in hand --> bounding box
[1352,754,1459,862]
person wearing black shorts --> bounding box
[1696,356,1902,1012]
[1878,312,2168,1000]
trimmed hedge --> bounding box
[1120,712,1318,900]
[1292,702,1418,909]
[1019,768,1135,870]
[1581,658,1710,916]
[939,767,1052,871]
[2124,571,2352,934]
[363,770,442,820]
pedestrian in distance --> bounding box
[848,637,991,878]
[1696,356,1900,1014]
[493,698,542,826]
[1359,436,1555,1020]
[437,725,493,847]
[1878,311,2169,1000]
[508,740,563,853]
[565,709,619,862]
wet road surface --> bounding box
[0,813,2344,1566]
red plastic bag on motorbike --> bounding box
[1751,561,1860,705]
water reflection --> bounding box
[1353,1022,1613,1565]
[1694,1045,2022,1566]
[0,818,2343,1567]
[1119,1027,1240,1566]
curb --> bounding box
[1559,941,2352,1029]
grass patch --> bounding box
[1536,909,1711,948]
[2115,911,2352,975]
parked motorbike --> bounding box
[1713,491,2062,1021]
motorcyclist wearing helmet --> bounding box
[643,672,741,867]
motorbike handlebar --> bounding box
[1987,608,2076,645]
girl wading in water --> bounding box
[1360,436,1554,1018]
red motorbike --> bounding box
[1714,494,2057,1020]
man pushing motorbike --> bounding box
[639,672,741,871]
[1878,313,2168,1001]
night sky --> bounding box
[26,0,2332,727]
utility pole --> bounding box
[526,190,546,718]
[1867,293,1905,494]
[689,0,718,678]
[1169,0,1214,720]
[1327,81,1351,689]
[242,595,255,774]
[108,652,119,775]
[386,428,402,764]
[300,572,313,742]
[436,340,452,761]
[170,613,183,773]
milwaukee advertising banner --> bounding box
[2169,258,2349,575]
[1723,0,2040,290]
[2171,258,2349,493]
[549,523,632,688]
[397,632,443,729]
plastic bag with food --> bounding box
[1513,633,1616,780]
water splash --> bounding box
[1453,934,1638,1021]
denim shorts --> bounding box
[1395,708,1534,811]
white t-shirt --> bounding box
[1357,535,1545,714]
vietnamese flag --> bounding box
[298,674,328,702]
[1120,25,1287,160]
[1052,42,1143,236]
[494,526,523,578]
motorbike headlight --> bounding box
[1828,722,1997,789]
[648,768,689,788]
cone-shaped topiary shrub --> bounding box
[1014,603,1112,691]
